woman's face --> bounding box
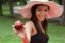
[36,5,49,21]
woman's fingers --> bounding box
[12,25,15,28]
[12,25,18,33]
[13,28,17,33]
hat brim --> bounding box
[19,1,64,19]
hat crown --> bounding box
[30,0,49,2]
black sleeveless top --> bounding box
[30,20,49,43]
[31,32,49,43]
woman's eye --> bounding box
[37,9,41,11]
[44,9,48,12]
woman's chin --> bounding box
[41,17,45,21]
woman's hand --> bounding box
[12,20,32,43]
[12,20,26,38]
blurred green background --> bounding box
[0,0,65,43]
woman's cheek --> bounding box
[36,14,40,19]
[36,14,41,20]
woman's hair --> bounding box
[30,4,49,35]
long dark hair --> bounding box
[30,4,49,35]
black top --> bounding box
[31,32,49,43]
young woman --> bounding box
[30,4,49,43]
[12,0,63,43]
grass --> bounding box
[48,23,65,43]
[0,16,65,43]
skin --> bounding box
[12,4,49,43]
[36,5,49,22]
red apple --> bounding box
[15,20,24,31]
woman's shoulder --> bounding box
[25,21,34,26]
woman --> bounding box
[30,4,49,43]
[12,0,63,43]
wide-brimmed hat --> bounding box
[19,0,63,19]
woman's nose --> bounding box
[41,11,45,15]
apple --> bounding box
[15,20,24,31]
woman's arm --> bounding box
[25,21,33,43]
